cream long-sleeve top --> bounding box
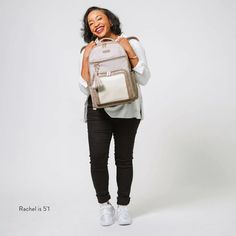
[79,33,151,123]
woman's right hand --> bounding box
[83,41,96,59]
[81,41,96,82]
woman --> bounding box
[79,6,150,226]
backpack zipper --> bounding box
[89,55,126,64]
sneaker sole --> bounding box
[118,220,132,225]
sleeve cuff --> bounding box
[132,60,145,74]
[80,77,88,88]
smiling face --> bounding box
[87,10,113,39]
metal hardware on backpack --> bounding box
[80,36,139,110]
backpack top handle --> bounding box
[98,37,115,43]
[80,36,139,53]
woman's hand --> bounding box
[81,41,96,82]
[116,36,139,68]
[116,37,133,54]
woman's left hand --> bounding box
[116,36,139,67]
[116,36,133,54]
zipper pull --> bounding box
[91,63,103,89]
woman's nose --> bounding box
[94,21,99,27]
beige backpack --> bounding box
[80,36,139,109]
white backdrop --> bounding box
[1,0,236,235]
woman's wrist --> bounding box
[128,54,138,59]
[127,51,138,59]
[126,48,138,59]
[127,53,139,68]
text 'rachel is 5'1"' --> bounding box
[18,206,50,212]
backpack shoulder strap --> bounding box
[80,45,86,54]
[127,36,139,41]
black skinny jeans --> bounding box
[87,95,141,205]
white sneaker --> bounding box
[99,201,116,226]
[117,205,132,225]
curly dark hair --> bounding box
[81,6,122,43]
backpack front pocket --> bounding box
[95,69,131,105]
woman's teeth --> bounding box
[96,26,104,33]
